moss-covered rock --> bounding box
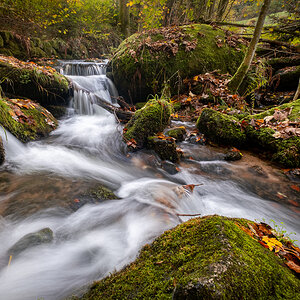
[123,99,172,148]
[147,136,180,163]
[86,185,116,201]
[0,97,58,142]
[0,56,70,106]
[79,215,300,299]
[243,99,300,167]
[197,108,247,147]
[111,24,246,103]
[196,100,300,167]
[273,66,300,91]
[0,136,4,165]
[165,126,187,142]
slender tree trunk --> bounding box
[119,0,130,38]
[208,0,217,21]
[216,0,229,21]
[293,77,300,101]
[228,0,272,93]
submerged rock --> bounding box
[8,227,53,257]
[0,97,58,142]
[147,136,180,163]
[197,108,246,147]
[0,136,4,165]
[0,55,69,107]
[111,24,246,103]
[165,126,187,142]
[123,99,172,148]
[79,216,299,299]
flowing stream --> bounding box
[0,61,299,300]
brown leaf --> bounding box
[286,260,300,273]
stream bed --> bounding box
[0,61,299,300]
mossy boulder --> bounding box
[111,24,246,103]
[0,136,4,165]
[79,215,299,299]
[196,100,300,167]
[147,136,180,163]
[0,97,58,142]
[197,108,247,147]
[165,126,187,142]
[273,66,300,91]
[243,99,300,167]
[123,99,172,148]
[0,56,70,106]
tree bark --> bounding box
[119,0,130,38]
[293,77,300,101]
[228,0,272,93]
[216,0,229,21]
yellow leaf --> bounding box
[262,236,283,251]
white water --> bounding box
[0,61,299,300]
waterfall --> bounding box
[59,60,119,115]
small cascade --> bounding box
[59,60,118,115]
[59,60,108,76]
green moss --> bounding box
[79,216,299,299]
[111,24,246,103]
[86,185,116,200]
[165,126,186,142]
[0,97,58,142]
[196,108,247,147]
[135,102,147,109]
[147,136,179,162]
[124,99,172,147]
[0,136,4,165]
[0,60,69,106]
[243,99,300,167]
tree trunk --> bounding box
[228,0,272,93]
[293,77,300,101]
[216,0,229,21]
[208,0,217,21]
[119,0,130,38]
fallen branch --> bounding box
[176,213,202,217]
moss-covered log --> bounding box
[123,99,172,148]
[111,24,246,103]
[0,97,58,142]
[0,57,70,106]
[79,215,300,299]
[196,108,247,147]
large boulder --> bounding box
[0,55,70,107]
[123,99,172,148]
[79,216,299,299]
[0,97,58,142]
[111,24,246,103]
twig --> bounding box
[176,213,201,217]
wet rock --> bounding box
[248,165,268,178]
[123,99,172,148]
[147,136,180,163]
[0,56,70,107]
[111,24,245,103]
[46,105,67,119]
[0,136,4,165]
[7,228,53,257]
[0,96,58,142]
[165,126,186,142]
[197,108,246,147]
[80,216,300,299]
[224,148,243,161]
[161,160,179,175]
